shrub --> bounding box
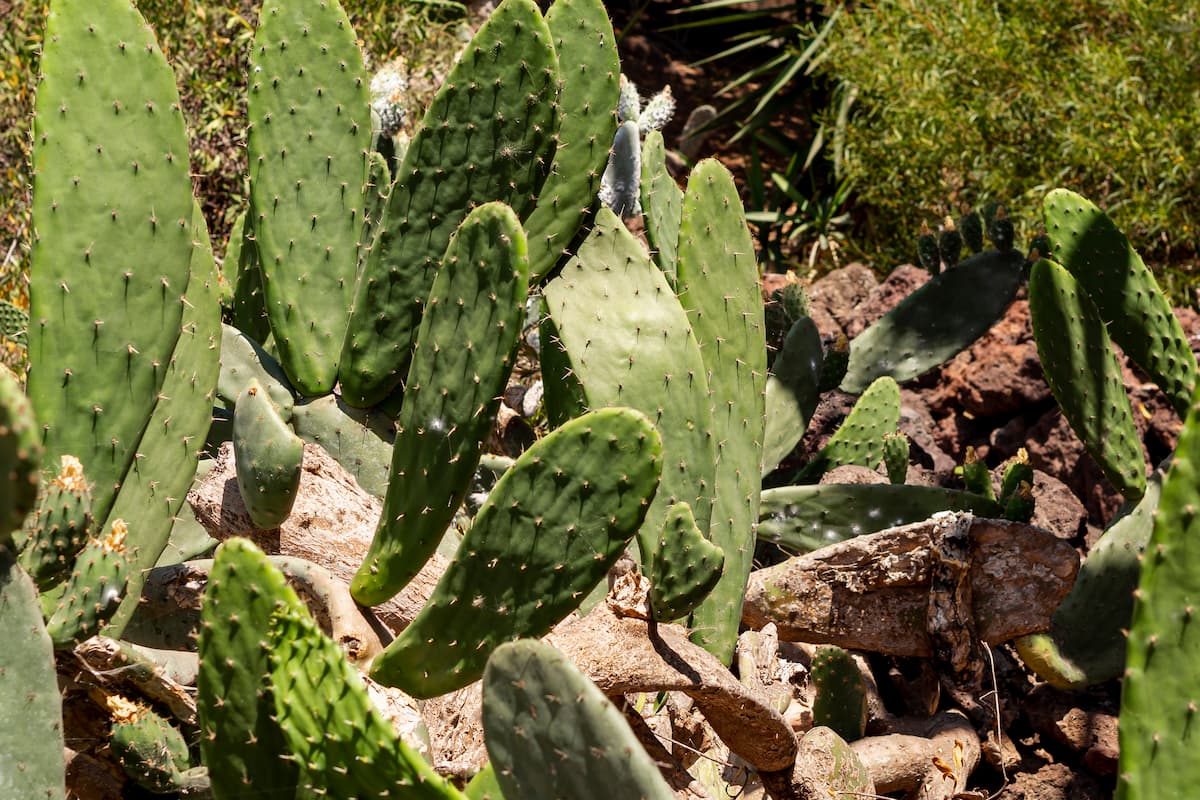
[819,0,1200,280]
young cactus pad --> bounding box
[30,0,195,527]
[370,408,663,698]
[483,640,674,800]
[233,379,305,529]
[352,203,530,607]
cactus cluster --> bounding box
[7,0,1200,796]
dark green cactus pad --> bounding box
[762,317,823,476]
[640,131,683,286]
[269,582,463,800]
[758,483,1002,553]
[675,158,767,660]
[370,408,663,698]
[1118,393,1200,799]
[197,538,300,798]
[958,210,984,254]
[988,209,1015,251]
[0,550,64,800]
[1043,189,1197,417]
[881,432,909,484]
[340,0,558,407]
[43,521,132,647]
[543,209,715,588]
[234,380,304,529]
[290,394,393,498]
[362,150,393,248]
[916,231,940,274]
[0,300,28,346]
[17,455,92,590]
[795,376,901,484]
[110,703,194,794]
[482,640,675,800]
[938,225,963,269]
[0,364,39,542]
[30,0,194,527]
[247,0,370,396]
[839,248,1024,394]
[1029,258,1145,501]
[810,645,867,742]
[218,322,296,421]
[226,209,271,344]
[537,309,589,429]
[106,201,224,637]
[352,202,529,607]
[1016,466,1163,689]
[525,0,620,283]
[650,501,724,620]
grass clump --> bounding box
[820,0,1200,280]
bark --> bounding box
[743,514,1079,655]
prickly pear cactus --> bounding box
[107,697,201,794]
[525,0,620,282]
[247,0,370,396]
[340,0,558,407]
[197,538,300,797]
[43,519,131,647]
[1118,390,1200,799]
[810,645,867,742]
[370,408,663,698]
[795,376,901,483]
[0,364,39,542]
[758,483,1001,553]
[543,210,715,595]
[269,570,462,800]
[640,131,683,285]
[1029,258,1145,501]
[17,455,91,590]
[483,639,675,800]
[233,380,304,529]
[675,158,767,660]
[1043,189,1197,417]
[840,249,1024,394]
[29,0,195,527]
[0,549,64,800]
[762,316,823,476]
[352,203,530,607]
[649,501,725,620]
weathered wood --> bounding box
[188,441,444,632]
[743,514,1078,655]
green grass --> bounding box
[818,0,1200,296]
[0,0,466,319]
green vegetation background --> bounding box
[0,0,463,312]
[2,0,1199,306]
